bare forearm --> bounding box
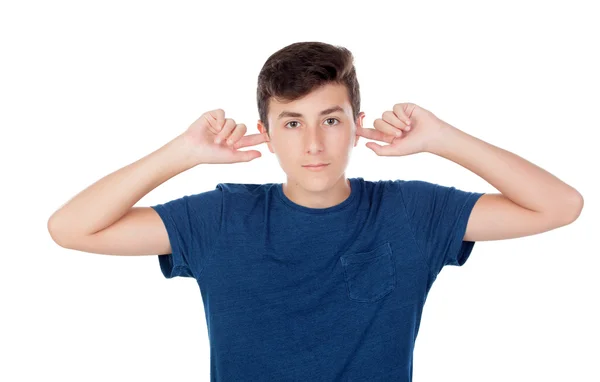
[427,123,583,216]
[48,134,197,239]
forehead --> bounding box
[268,83,351,119]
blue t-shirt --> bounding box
[151,177,484,381]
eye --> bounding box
[284,118,340,129]
[284,120,300,129]
[324,118,340,126]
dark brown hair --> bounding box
[256,41,361,134]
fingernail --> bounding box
[214,137,221,144]
[227,139,232,145]
[396,131,403,137]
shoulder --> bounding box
[363,178,439,197]
[216,182,274,196]
[211,182,274,209]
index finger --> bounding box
[233,132,270,149]
[357,126,394,144]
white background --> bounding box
[1,0,598,381]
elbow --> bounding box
[570,190,584,222]
[47,216,71,248]
[556,190,584,225]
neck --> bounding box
[282,176,351,209]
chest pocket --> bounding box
[340,242,396,302]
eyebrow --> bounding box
[277,105,345,120]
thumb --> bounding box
[365,142,397,156]
[234,150,262,162]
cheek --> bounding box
[271,139,295,160]
[272,129,351,152]
[271,137,291,151]
[329,130,353,148]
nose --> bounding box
[304,126,324,154]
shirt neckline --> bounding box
[275,177,362,214]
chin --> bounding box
[293,172,339,191]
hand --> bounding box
[357,102,447,157]
[180,109,270,165]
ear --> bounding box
[257,120,275,153]
[354,111,365,147]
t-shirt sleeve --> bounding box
[150,187,223,279]
[395,179,485,277]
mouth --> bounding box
[302,163,329,168]
[302,163,330,171]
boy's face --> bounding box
[257,82,365,194]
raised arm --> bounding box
[47,108,269,256]
[47,133,197,254]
